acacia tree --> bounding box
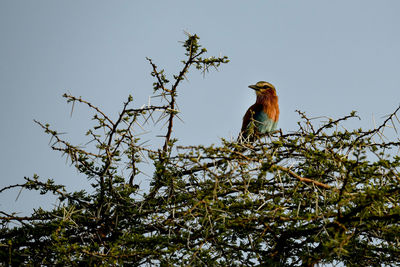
[1,33,400,266]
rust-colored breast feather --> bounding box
[264,95,279,122]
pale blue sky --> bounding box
[1,1,400,214]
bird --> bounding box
[240,81,280,141]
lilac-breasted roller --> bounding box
[240,81,280,140]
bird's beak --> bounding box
[248,85,259,91]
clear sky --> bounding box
[1,1,400,215]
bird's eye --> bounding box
[262,85,269,89]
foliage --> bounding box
[1,33,400,266]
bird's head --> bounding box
[248,81,276,96]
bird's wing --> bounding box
[241,104,263,134]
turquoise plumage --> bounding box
[253,109,279,133]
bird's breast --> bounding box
[254,110,278,133]
[262,95,279,123]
